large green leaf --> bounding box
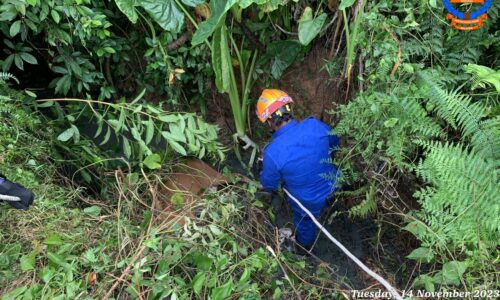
[57,127,75,142]
[298,7,327,46]
[191,271,206,295]
[122,137,132,158]
[43,234,64,246]
[140,0,184,32]
[259,0,285,12]
[115,0,138,23]
[47,252,72,271]
[181,0,205,7]
[191,0,238,46]
[262,40,302,79]
[441,261,467,285]
[143,153,162,169]
[9,20,21,37]
[338,0,356,10]
[20,251,37,272]
[238,0,269,9]
[211,279,234,300]
[168,139,187,155]
[211,27,224,91]
[412,274,435,292]
[51,10,60,24]
[219,26,231,92]
[406,247,434,263]
[211,26,232,93]
[20,52,37,65]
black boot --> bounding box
[0,177,34,210]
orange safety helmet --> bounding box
[256,89,294,123]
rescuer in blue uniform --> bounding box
[255,89,339,251]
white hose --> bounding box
[0,194,21,202]
[283,188,403,300]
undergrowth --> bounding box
[0,84,346,299]
[1,0,498,298]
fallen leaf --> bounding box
[195,4,210,20]
[87,272,97,285]
[168,72,175,85]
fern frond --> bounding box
[418,71,499,160]
[376,58,392,79]
[465,64,500,92]
[400,97,443,138]
[414,142,500,249]
[0,72,19,84]
[348,185,377,218]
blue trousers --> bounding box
[288,197,326,247]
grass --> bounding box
[0,83,353,299]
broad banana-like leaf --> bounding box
[238,0,269,9]
[115,0,138,23]
[140,0,184,32]
[298,7,327,46]
[181,0,205,7]
[191,0,238,46]
[211,26,231,93]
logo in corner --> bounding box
[443,0,491,31]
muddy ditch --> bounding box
[72,104,412,293]
[213,149,410,291]
[200,43,412,291]
[53,39,412,292]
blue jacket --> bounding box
[260,117,340,205]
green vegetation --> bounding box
[333,0,499,293]
[0,83,315,299]
[1,0,499,299]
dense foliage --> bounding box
[334,0,499,292]
[1,83,326,299]
[1,0,498,298]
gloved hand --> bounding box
[0,176,35,210]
